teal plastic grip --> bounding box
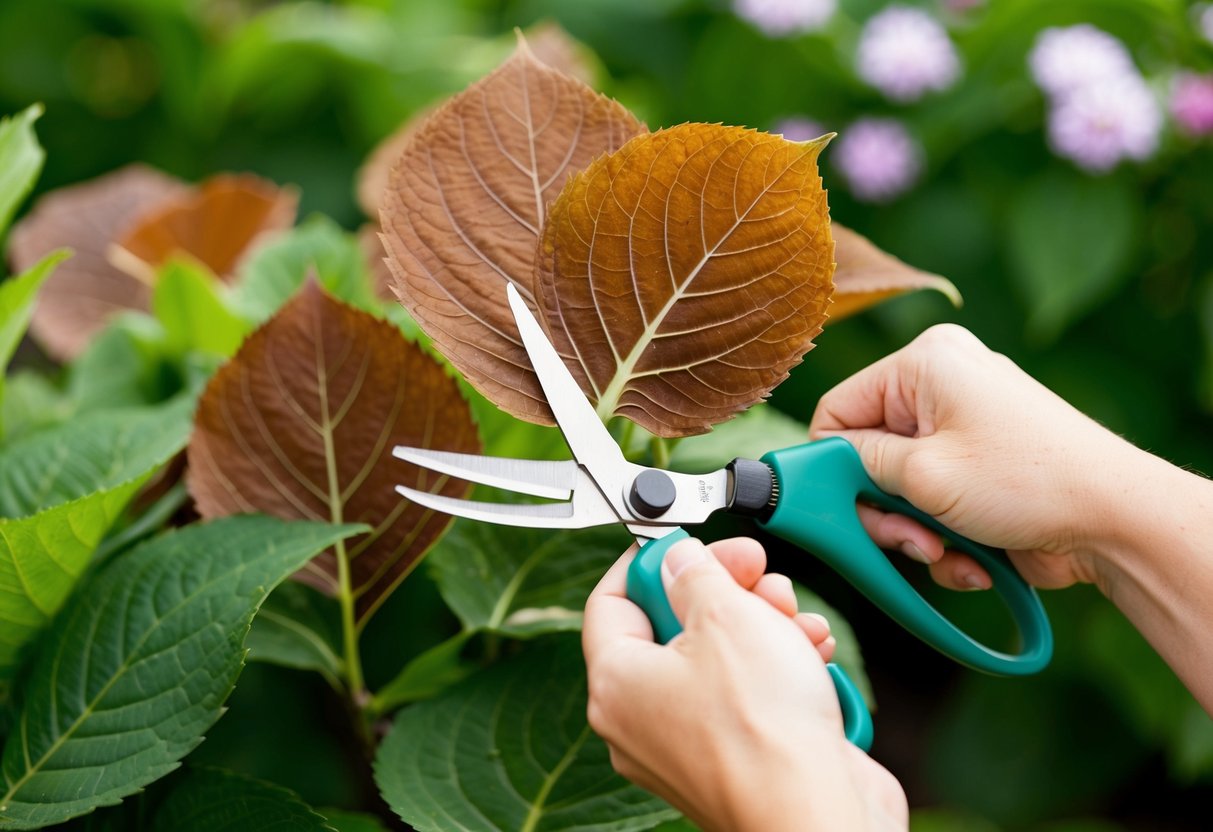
[760,438,1053,676]
[626,529,875,752]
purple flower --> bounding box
[1172,73,1213,136]
[1028,25,1134,98]
[856,6,961,102]
[1048,74,1162,172]
[772,116,828,142]
[733,0,836,37]
[832,118,922,203]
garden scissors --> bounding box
[394,284,1053,752]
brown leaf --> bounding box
[187,281,479,624]
[110,173,298,283]
[358,223,395,301]
[355,23,598,217]
[380,35,645,424]
[536,124,834,437]
[7,164,189,360]
[829,224,961,321]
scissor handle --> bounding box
[626,529,874,752]
[760,438,1053,676]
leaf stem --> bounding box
[650,437,671,470]
[334,538,367,700]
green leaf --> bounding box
[428,520,630,637]
[0,516,362,829]
[374,635,677,832]
[0,473,148,677]
[792,583,874,709]
[1006,170,1138,342]
[318,808,390,832]
[153,259,250,358]
[0,372,69,443]
[0,251,68,437]
[231,215,377,325]
[0,105,45,239]
[148,766,336,832]
[246,582,344,688]
[370,631,474,714]
[909,809,1001,832]
[669,404,809,472]
[0,396,192,518]
[66,315,178,413]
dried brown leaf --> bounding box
[829,224,961,321]
[536,124,834,437]
[380,36,645,424]
[7,164,188,360]
[356,23,598,217]
[111,173,298,283]
[187,281,479,624]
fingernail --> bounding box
[664,539,707,580]
[963,573,991,591]
[806,612,830,629]
[902,542,932,564]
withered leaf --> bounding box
[187,281,479,624]
[536,124,834,437]
[380,36,644,425]
[7,165,188,360]
[356,23,598,217]
[829,224,961,321]
[111,173,298,283]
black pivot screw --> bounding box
[629,470,677,518]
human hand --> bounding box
[809,323,1138,591]
[583,537,907,831]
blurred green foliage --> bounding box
[2,0,1212,828]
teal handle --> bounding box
[626,529,875,752]
[760,437,1053,676]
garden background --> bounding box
[2,0,1213,829]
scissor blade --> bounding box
[506,285,631,483]
[393,446,578,501]
[395,484,616,529]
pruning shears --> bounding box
[394,284,1053,752]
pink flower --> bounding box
[856,6,961,102]
[1171,73,1213,136]
[832,118,922,203]
[772,116,828,142]
[1048,74,1162,172]
[1028,25,1134,98]
[733,0,836,37]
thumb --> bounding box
[821,428,917,497]
[661,538,746,629]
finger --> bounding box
[704,537,767,591]
[809,351,920,438]
[927,550,992,591]
[583,547,658,668]
[813,428,918,498]
[856,503,945,565]
[752,572,798,617]
[795,611,832,645]
[661,537,749,628]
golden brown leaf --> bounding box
[829,224,961,321]
[7,164,188,360]
[355,23,598,217]
[380,36,645,424]
[187,281,479,624]
[536,124,834,437]
[111,173,298,283]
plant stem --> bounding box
[650,436,671,470]
[334,538,367,700]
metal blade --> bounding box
[395,484,617,529]
[506,284,632,486]
[392,446,579,501]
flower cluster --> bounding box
[831,118,922,203]
[1171,73,1213,137]
[732,0,836,37]
[856,6,960,102]
[1028,25,1162,173]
